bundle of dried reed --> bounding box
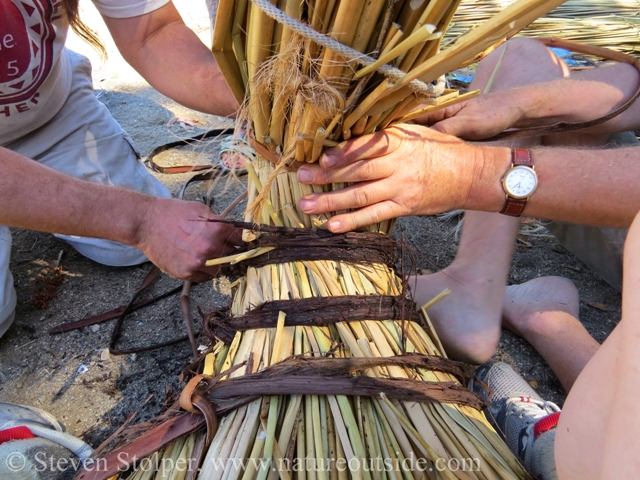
[213,0,567,165]
[117,1,569,479]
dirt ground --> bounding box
[0,1,622,453]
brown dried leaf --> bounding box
[562,263,582,272]
[585,300,609,312]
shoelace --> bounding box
[506,397,561,424]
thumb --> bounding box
[431,117,493,141]
[430,117,467,137]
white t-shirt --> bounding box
[0,0,169,146]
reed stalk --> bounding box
[355,25,440,79]
[211,0,246,104]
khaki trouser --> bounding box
[0,50,171,337]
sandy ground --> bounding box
[0,0,622,454]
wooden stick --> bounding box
[373,95,417,132]
[351,116,368,137]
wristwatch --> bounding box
[500,148,538,217]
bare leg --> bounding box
[413,212,521,362]
[415,38,569,363]
[502,276,599,392]
[555,211,640,479]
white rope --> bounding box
[249,0,445,96]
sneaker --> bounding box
[469,362,561,468]
[0,402,65,432]
[0,402,93,479]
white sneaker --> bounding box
[468,362,561,469]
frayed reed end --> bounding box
[241,33,347,222]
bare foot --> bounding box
[502,276,598,392]
[220,150,249,170]
[409,209,522,363]
[503,276,579,338]
[218,130,255,171]
[410,265,505,364]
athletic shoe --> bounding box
[469,362,561,468]
[0,402,93,479]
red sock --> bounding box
[0,426,35,444]
[534,412,561,439]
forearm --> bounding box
[599,212,640,478]
[296,124,640,232]
[103,3,239,117]
[510,62,640,133]
[0,147,151,246]
[468,145,640,227]
[127,22,237,116]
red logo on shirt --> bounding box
[0,0,61,105]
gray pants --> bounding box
[0,50,171,337]
[544,131,636,292]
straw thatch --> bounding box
[447,0,640,54]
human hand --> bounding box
[134,198,242,281]
[296,124,485,233]
[412,90,524,140]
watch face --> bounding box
[503,166,538,199]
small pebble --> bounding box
[100,349,110,362]
[90,324,100,333]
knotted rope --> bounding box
[249,0,446,97]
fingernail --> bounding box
[300,199,316,212]
[321,154,337,168]
[297,168,313,183]
[328,220,342,231]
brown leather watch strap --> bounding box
[501,199,528,216]
[500,148,534,217]
[512,147,532,167]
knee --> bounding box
[474,38,569,91]
[55,235,149,267]
[501,37,555,60]
[0,285,17,339]
[0,227,16,338]
[625,211,640,262]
